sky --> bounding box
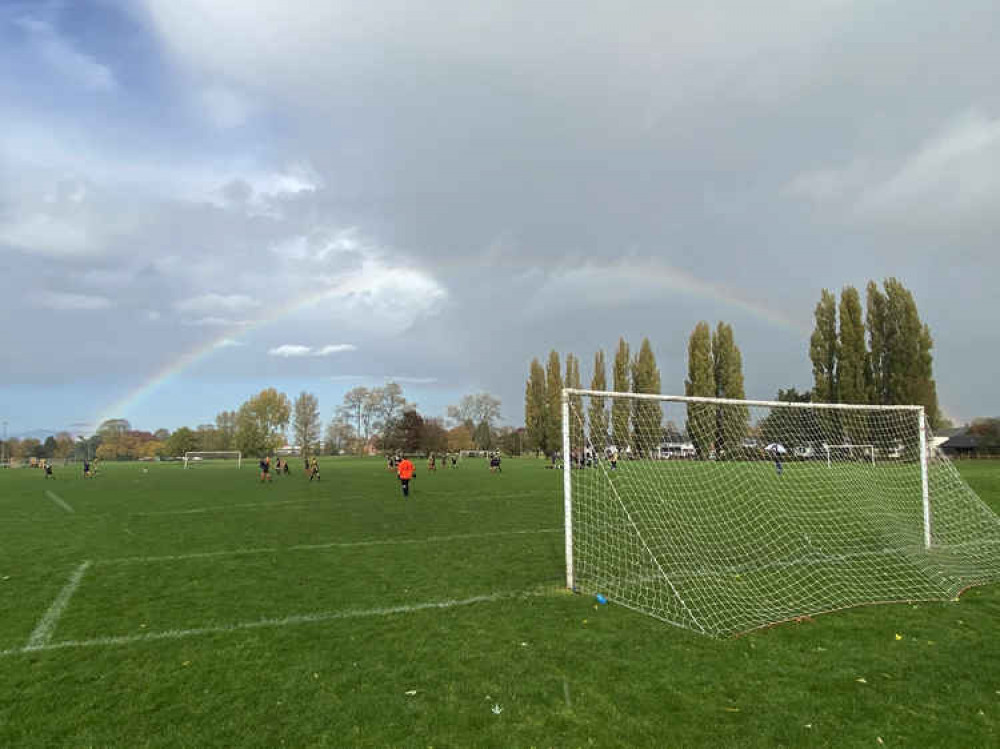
[1,0,999,438]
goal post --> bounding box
[562,388,1000,636]
[183,451,242,469]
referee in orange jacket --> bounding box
[396,456,415,498]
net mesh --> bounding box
[566,390,1000,637]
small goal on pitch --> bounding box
[183,451,242,469]
[561,388,1000,637]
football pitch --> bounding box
[1,458,997,747]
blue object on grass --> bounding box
[595,594,607,605]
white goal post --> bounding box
[183,451,242,469]
[561,388,1000,637]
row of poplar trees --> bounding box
[523,338,662,456]
[809,278,943,428]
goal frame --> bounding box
[561,388,931,591]
[183,451,242,469]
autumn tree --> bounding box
[565,353,584,456]
[545,350,563,455]
[293,391,321,455]
[611,338,630,451]
[810,289,838,403]
[588,349,608,451]
[524,358,548,455]
[630,338,661,457]
[685,321,715,458]
[235,388,291,455]
[712,322,748,457]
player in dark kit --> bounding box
[259,457,272,483]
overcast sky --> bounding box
[2,0,998,437]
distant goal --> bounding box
[183,451,242,469]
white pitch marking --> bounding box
[24,561,91,650]
[132,497,336,517]
[94,528,562,566]
[44,490,74,514]
[2,589,553,656]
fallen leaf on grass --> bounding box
[182,661,191,667]
[723,707,740,712]
[491,704,503,715]
[856,678,868,684]
[894,633,903,641]
[877,738,884,745]
[313,673,319,679]
[405,690,417,696]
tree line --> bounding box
[2,383,512,462]
[522,277,944,458]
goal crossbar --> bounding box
[183,451,242,469]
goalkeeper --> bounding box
[396,456,415,498]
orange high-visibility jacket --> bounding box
[397,459,415,480]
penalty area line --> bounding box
[1,589,556,657]
[24,561,91,651]
[94,527,562,566]
[44,490,74,514]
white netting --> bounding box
[565,389,1000,637]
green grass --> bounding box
[1,457,998,747]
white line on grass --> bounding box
[94,528,562,566]
[44,490,74,514]
[132,497,338,517]
[1,589,555,657]
[24,561,91,650]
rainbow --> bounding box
[91,260,809,429]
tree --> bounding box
[685,321,715,458]
[421,418,449,455]
[588,350,608,451]
[214,412,236,449]
[53,432,75,459]
[449,394,502,434]
[339,387,369,447]
[524,358,548,454]
[712,322,748,457]
[235,388,291,455]
[866,280,888,405]
[97,419,131,439]
[611,338,630,451]
[883,278,941,426]
[397,409,425,453]
[810,289,838,403]
[545,351,563,455]
[376,383,409,449]
[293,391,321,455]
[630,338,661,457]
[565,353,584,456]
[166,427,199,456]
[837,286,869,405]
[154,428,171,442]
[446,424,475,452]
[324,416,355,455]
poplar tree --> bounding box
[565,353,584,455]
[837,286,869,404]
[685,321,715,458]
[630,337,662,457]
[524,358,547,455]
[712,322,748,457]
[588,350,608,451]
[611,338,631,452]
[810,289,838,403]
[545,350,563,455]
[883,278,941,426]
[866,281,888,405]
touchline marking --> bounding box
[44,490,74,514]
[94,528,562,566]
[24,561,91,650]
[1,589,554,657]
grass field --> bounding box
[1,457,998,747]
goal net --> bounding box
[563,388,1000,637]
[183,451,242,469]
